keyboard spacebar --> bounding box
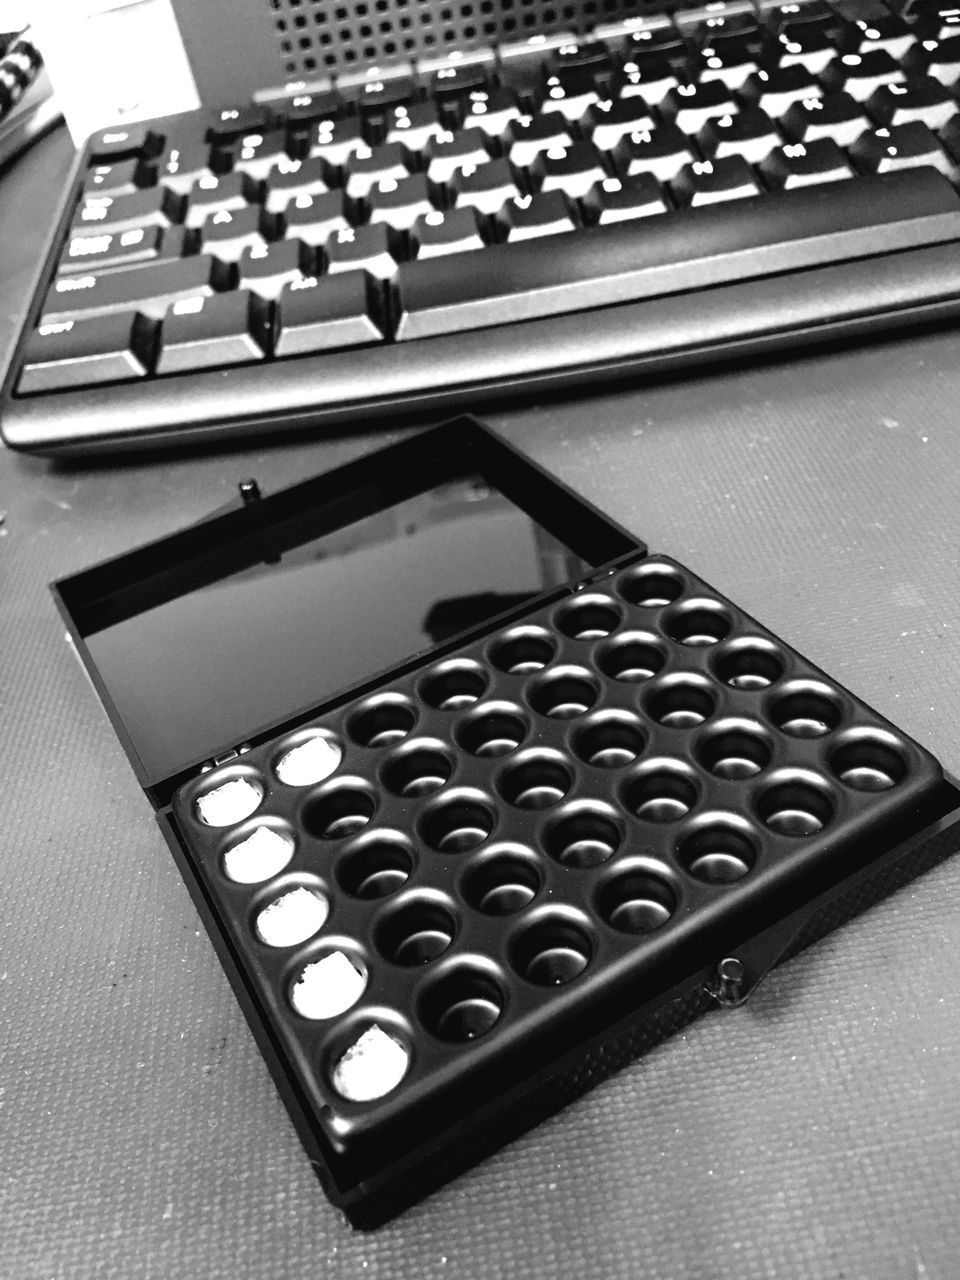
[395,169,960,341]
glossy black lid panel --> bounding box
[85,478,589,782]
[52,419,642,795]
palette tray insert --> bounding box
[52,416,960,1227]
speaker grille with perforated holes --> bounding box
[267,0,655,77]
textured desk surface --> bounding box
[4,129,960,1280]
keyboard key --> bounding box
[428,58,495,100]
[337,70,416,113]
[866,78,956,131]
[614,124,699,183]
[530,143,607,199]
[760,138,854,187]
[307,115,369,167]
[461,87,525,136]
[344,143,412,198]
[394,169,960,341]
[584,99,656,151]
[614,57,680,106]
[912,3,960,42]
[782,92,871,146]
[88,124,157,160]
[238,239,315,299]
[547,39,614,73]
[452,158,524,215]
[850,15,916,60]
[367,174,439,230]
[275,270,388,355]
[282,191,352,245]
[385,102,447,149]
[221,128,290,181]
[199,205,274,262]
[822,50,906,101]
[698,108,781,163]
[157,140,220,196]
[74,187,181,234]
[424,128,490,182]
[539,70,605,121]
[264,156,331,212]
[617,27,688,65]
[157,291,271,372]
[281,90,343,125]
[671,156,761,206]
[694,35,760,89]
[905,34,960,86]
[58,225,186,274]
[499,33,580,86]
[324,224,400,278]
[499,191,578,241]
[411,208,487,258]
[765,28,837,75]
[83,159,144,198]
[663,80,738,134]
[742,64,822,116]
[18,312,156,392]
[849,122,956,176]
[582,173,669,223]
[185,172,260,227]
[207,105,271,140]
[507,115,575,168]
[605,22,686,61]
[42,256,227,323]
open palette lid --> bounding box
[52,417,643,807]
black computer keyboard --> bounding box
[7,0,960,453]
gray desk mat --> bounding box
[3,131,960,1280]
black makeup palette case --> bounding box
[51,416,960,1227]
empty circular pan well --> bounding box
[618,564,685,608]
[337,836,414,899]
[511,916,592,986]
[715,643,784,690]
[303,785,376,840]
[456,706,528,757]
[489,628,556,675]
[419,966,504,1042]
[275,734,342,786]
[698,727,771,780]
[348,697,417,748]
[679,824,757,884]
[769,687,841,738]
[572,714,646,769]
[195,776,262,827]
[462,853,541,915]
[555,596,622,640]
[376,898,457,965]
[528,671,599,719]
[596,634,664,683]
[623,769,698,823]
[597,871,676,933]
[544,806,621,867]
[664,602,732,647]
[498,754,572,810]
[381,743,453,798]
[419,795,495,853]
[291,950,366,1020]
[331,1024,410,1103]
[757,781,834,837]
[420,661,488,710]
[830,735,907,792]
[645,680,716,729]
